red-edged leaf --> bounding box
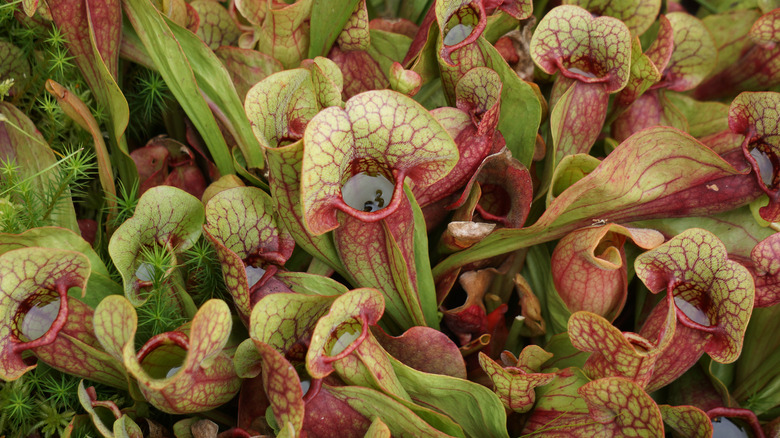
[190,0,240,49]
[579,377,664,435]
[47,0,120,84]
[568,306,675,388]
[0,227,121,308]
[372,325,467,378]
[48,0,135,181]
[639,297,711,393]
[31,296,128,389]
[249,292,337,355]
[203,186,295,322]
[300,89,458,235]
[214,47,283,101]
[614,36,663,110]
[659,404,714,438]
[107,186,202,310]
[550,78,609,160]
[334,0,369,51]
[564,0,661,36]
[530,5,632,93]
[249,0,313,69]
[442,269,492,345]
[94,296,240,414]
[694,9,780,100]
[329,47,390,99]
[301,383,373,437]
[748,232,780,307]
[445,149,533,236]
[729,91,780,222]
[433,127,761,283]
[611,89,687,143]
[478,350,555,413]
[0,248,87,380]
[252,341,304,435]
[436,34,542,166]
[525,376,665,436]
[416,67,504,207]
[246,60,348,274]
[0,42,30,98]
[435,0,487,66]
[661,12,717,92]
[636,228,755,390]
[333,192,427,329]
[551,224,663,321]
[306,288,384,378]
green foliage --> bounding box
[108,179,140,229]
[0,147,96,233]
[0,379,36,435]
[31,402,75,438]
[183,237,229,305]
[134,243,188,346]
[126,66,173,142]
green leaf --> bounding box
[327,385,465,438]
[309,0,361,57]
[630,205,773,260]
[0,102,78,232]
[390,354,510,438]
[406,185,439,328]
[47,0,137,183]
[165,16,266,170]
[122,0,235,175]
[434,127,756,283]
[45,79,117,215]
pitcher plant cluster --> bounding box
[1,0,780,436]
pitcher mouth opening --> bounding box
[14,283,71,352]
[137,331,189,380]
[558,57,610,85]
[335,159,406,222]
